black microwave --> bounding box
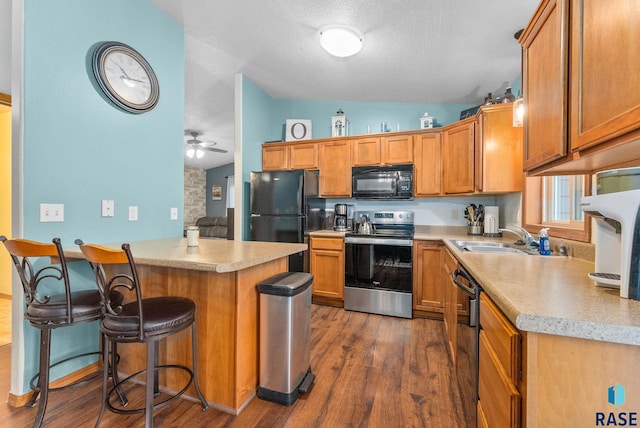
[351,164,413,199]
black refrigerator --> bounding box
[250,170,322,272]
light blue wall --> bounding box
[241,76,275,239]
[206,163,234,217]
[270,99,473,139]
[20,0,183,389]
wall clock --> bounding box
[92,41,159,114]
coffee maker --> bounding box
[334,204,354,232]
[580,168,640,300]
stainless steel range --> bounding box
[344,210,414,318]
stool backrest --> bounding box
[75,241,145,339]
[0,236,74,325]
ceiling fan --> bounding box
[185,131,227,158]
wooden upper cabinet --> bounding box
[381,134,413,165]
[351,137,381,166]
[413,131,442,196]
[443,119,475,194]
[521,0,640,175]
[262,142,318,171]
[520,0,569,172]
[475,105,524,193]
[569,0,640,151]
[319,140,351,197]
[289,143,318,169]
[262,144,289,171]
[352,134,413,166]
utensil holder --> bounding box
[467,225,483,235]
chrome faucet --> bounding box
[498,224,539,248]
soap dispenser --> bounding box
[539,228,551,256]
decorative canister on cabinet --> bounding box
[331,109,348,137]
[420,112,434,129]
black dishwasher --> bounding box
[452,264,481,427]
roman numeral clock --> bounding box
[92,41,159,113]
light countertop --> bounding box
[65,238,307,273]
[311,226,640,346]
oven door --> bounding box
[344,236,413,318]
[345,237,413,292]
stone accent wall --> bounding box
[184,166,206,228]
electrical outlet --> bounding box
[128,206,138,221]
[40,204,64,222]
[101,200,115,217]
[170,207,178,220]
[450,209,458,220]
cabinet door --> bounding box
[381,134,413,165]
[319,140,351,197]
[476,105,524,193]
[478,332,522,428]
[289,143,318,169]
[262,145,289,171]
[569,0,640,151]
[521,0,569,171]
[310,237,344,300]
[413,241,444,313]
[443,120,475,194]
[351,137,380,166]
[413,132,442,196]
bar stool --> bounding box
[75,240,209,427]
[0,236,125,428]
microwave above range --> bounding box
[351,164,413,200]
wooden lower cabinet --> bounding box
[413,241,445,316]
[479,292,522,428]
[413,241,471,321]
[309,236,345,305]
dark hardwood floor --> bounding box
[0,305,470,427]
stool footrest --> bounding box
[106,364,195,415]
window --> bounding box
[226,175,235,209]
[523,174,591,242]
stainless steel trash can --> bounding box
[257,272,315,406]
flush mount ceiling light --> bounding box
[319,27,363,58]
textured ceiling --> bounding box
[151,0,540,169]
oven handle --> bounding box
[452,268,478,297]
[344,237,413,246]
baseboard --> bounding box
[6,361,101,408]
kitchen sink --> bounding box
[463,245,527,254]
[450,239,554,256]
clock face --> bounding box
[92,42,159,113]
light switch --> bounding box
[40,204,64,222]
[128,206,138,221]
[170,207,178,220]
[101,200,115,217]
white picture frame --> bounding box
[285,119,312,141]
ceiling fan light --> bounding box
[186,147,195,158]
[319,27,363,58]
[196,149,205,159]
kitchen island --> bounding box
[66,238,306,415]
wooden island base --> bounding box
[110,257,287,414]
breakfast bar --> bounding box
[66,238,307,415]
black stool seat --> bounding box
[102,296,195,339]
[27,289,122,325]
